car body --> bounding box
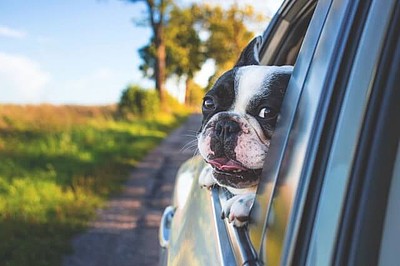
[159,0,400,265]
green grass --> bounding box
[0,105,189,266]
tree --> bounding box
[165,4,205,103]
[139,4,205,104]
[200,4,263,89]
[185,78,205,108]
[125,0,173,105]
[136,2,264,102]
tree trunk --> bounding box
[154,24,167,105]
[184,76,191,105]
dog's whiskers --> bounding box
[180,139,199,156]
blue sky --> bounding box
[0,0,281,105]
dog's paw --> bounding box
[199,165,216,189]
[221,193,255,227]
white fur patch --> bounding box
[222,192,256,227]
[198,134,213,160]
[233,65,294,115]
[233,66,270,114]
[234,134,268,169]
[198,164,216,188]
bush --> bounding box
[118,85,160,119]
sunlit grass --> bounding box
[0,104,189,266]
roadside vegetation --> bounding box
[0,100,189,266]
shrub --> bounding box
[118,85,160,119]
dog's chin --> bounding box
[212,167,261,189]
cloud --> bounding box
[0,25,27,39]
[0,52,50,103]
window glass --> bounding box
[378,143,400,265]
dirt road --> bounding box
[63,114,202,266]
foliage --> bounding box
[138,4,206,104]
[199,4,264,91]
[140,4,205,80]
[118,85,160,119]
[138,3,264,96]
[0,104,188,266]
[201,4,260,72]
[118,84,191,118]
[125,0,175,103]
[185,79,205,109]
[166,5,205,79]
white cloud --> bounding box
[0,52,50,103]
[0,25,27,39]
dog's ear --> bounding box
[234,36,263,67]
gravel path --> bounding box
[63,114,202,266]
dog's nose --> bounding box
[215,120,241,141]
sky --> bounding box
[0,0,282,105]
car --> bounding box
[159,0,400,265]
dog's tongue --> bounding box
[208,158,247,171]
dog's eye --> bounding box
[203,97,216,111]
[258,107,275,119]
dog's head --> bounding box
[198,36,293,190]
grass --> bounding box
[0,104,189,266]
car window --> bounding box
[260,1,317,66]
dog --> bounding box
[197,36,293,226]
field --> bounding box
[0,104,189,266]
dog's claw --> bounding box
[220,193,255,227]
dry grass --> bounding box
[0,104,117,131]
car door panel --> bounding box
[167,157,231,265]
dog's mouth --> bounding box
[207,158,261,188]
[208,158,247,172]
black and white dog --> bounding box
[197,36,292,226]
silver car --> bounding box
[159,0,400,265]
